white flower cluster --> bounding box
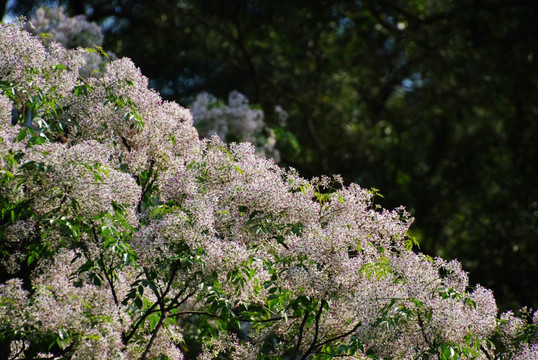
[25,6,106,71]
[0,19,85,97]
[513,343,538,360]
[190,91,280,161]
[27,7,104,48]
[0,20,536,360]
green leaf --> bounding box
[134,297,143,309]
[233,164,244,175]
[149,313,159,331]
[93,45,109,58]
[27,253,35,266]
[440,344,456,360]
[16,128,28,142]
[74,84,90,96]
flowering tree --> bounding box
[0,20,537,360]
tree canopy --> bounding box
[4,0,538,313]
[4,19,538,359]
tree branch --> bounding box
[90,222,119,306]
[290,311,310,359]
[140,294,167,360]
[306,320,362,353]
[123,266,181,345]
[480,343,494,360]
[137,160,156,213]
[301,300,326,359]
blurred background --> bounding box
[3,0,537,312]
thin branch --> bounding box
[480,343,494,360]
[140,294,167,360]
[160,265,179,299]
[137,160,156,213]
[90,222,119,306]
[175,309,254,342]
[301,300,326,360]
[123,300,160,345]
[100,250,119,305]
[290,311,310,359]
[175,310,222,319]
[9,338,26,359]
[123,266,180,345]
[237,314,300,323]
[135,265,181,360]
[417,312,433,348]
[163,287,197,312]
[308,320,362,351]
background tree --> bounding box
[4,0,538,312]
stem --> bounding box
[163,287,197,312]
[237,315,298,323]
[140,298,167,360]
[137,160,156,213]
[290,311,310,359]
[90,223,119,306]
[313,321,362,350]
[101,253,119,305]
[175,310,222,319]
[123,300,160,345]
[123,266,182,346]
[134,267,178,360]
[480,344,493,360]
[301,300,326,360]
[174,308,253,342]
[417,311,434,349]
